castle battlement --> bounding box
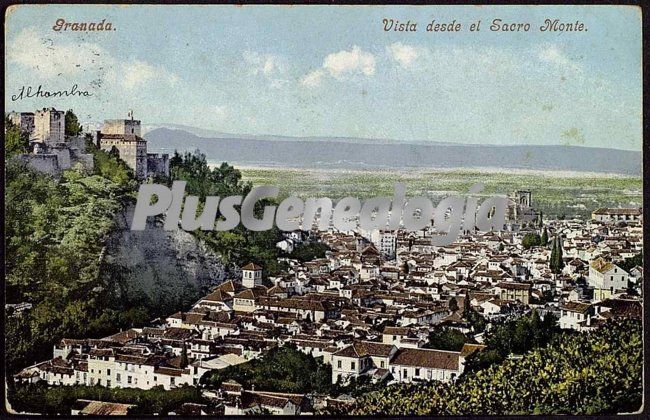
[10,108,93,177]
[97,115,168,180]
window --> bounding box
[403,369,408,378]
[351,362,356,370]
[170,377,176,386]
[107,369,111,376]
[380,361,385,368]
[127,376,132,384]
[154,376,157,382]
[116,373,121,382]
[415,368,421,376]
[337,361,342,369]
[107,380,111,387]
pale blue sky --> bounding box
[5,5,642,150]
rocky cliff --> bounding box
[101,205,228,311]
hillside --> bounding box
[101,205,227,309]
[145,128,641,175]
[4,145,227,374]
[328,320,642,416]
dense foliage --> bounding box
[464,310,559,373]
[5,157,137,373]
[84,137,135,184]
[335,320,641,415]
[522,232,542,249]
[619,252,642,272]
[4,116,30,157]
[168,151,286,275]
[5,148,292,375]
[203,344,331,394]
[287,241,330,262]
[424,327,472,351]
[64,110,83,136]
[464,307,487,333]
[8,383,205,415]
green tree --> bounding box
[203,344,332,394]
[65,109,82,136]
[169,150,285,275]
[4,144,141,375]
[343,320,641,416]
[448,297,459,312]
[618,253,642,272]
[288,241,330,262]
[462,291,472,319]
[425,327,470,351]
[541,227,548,246]
[550,236,564,274]
[180,342,189,368]
[4,116,30,157]
[8,383,206,415]
[522,232,542,249]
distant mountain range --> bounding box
[144,127,641,175]
[141,123,454,145]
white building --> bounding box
[559,301,594,331]
[331,341,397,384]
[591,208,642,223]
[242,263,263,288]
[588,258,628,300]
[389,348,463,383]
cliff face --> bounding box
[102,205,228,309]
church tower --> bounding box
[241,263,263,288]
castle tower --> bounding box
[101,114,142,136]
[33,107,65,145]
[241,263,262,288]
[8,111,35,136]
[516,190,532,208]
[98,113,147,179]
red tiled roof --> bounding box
[391,348,460,370]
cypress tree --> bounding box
[180,341,189,368]
[550,236,558,273]
[541,228,548,246]
[550,236,565,274]
[556,236,564,271]
[449,297,459,312]
[463,290,472,319]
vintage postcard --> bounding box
[3,4,644,417]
